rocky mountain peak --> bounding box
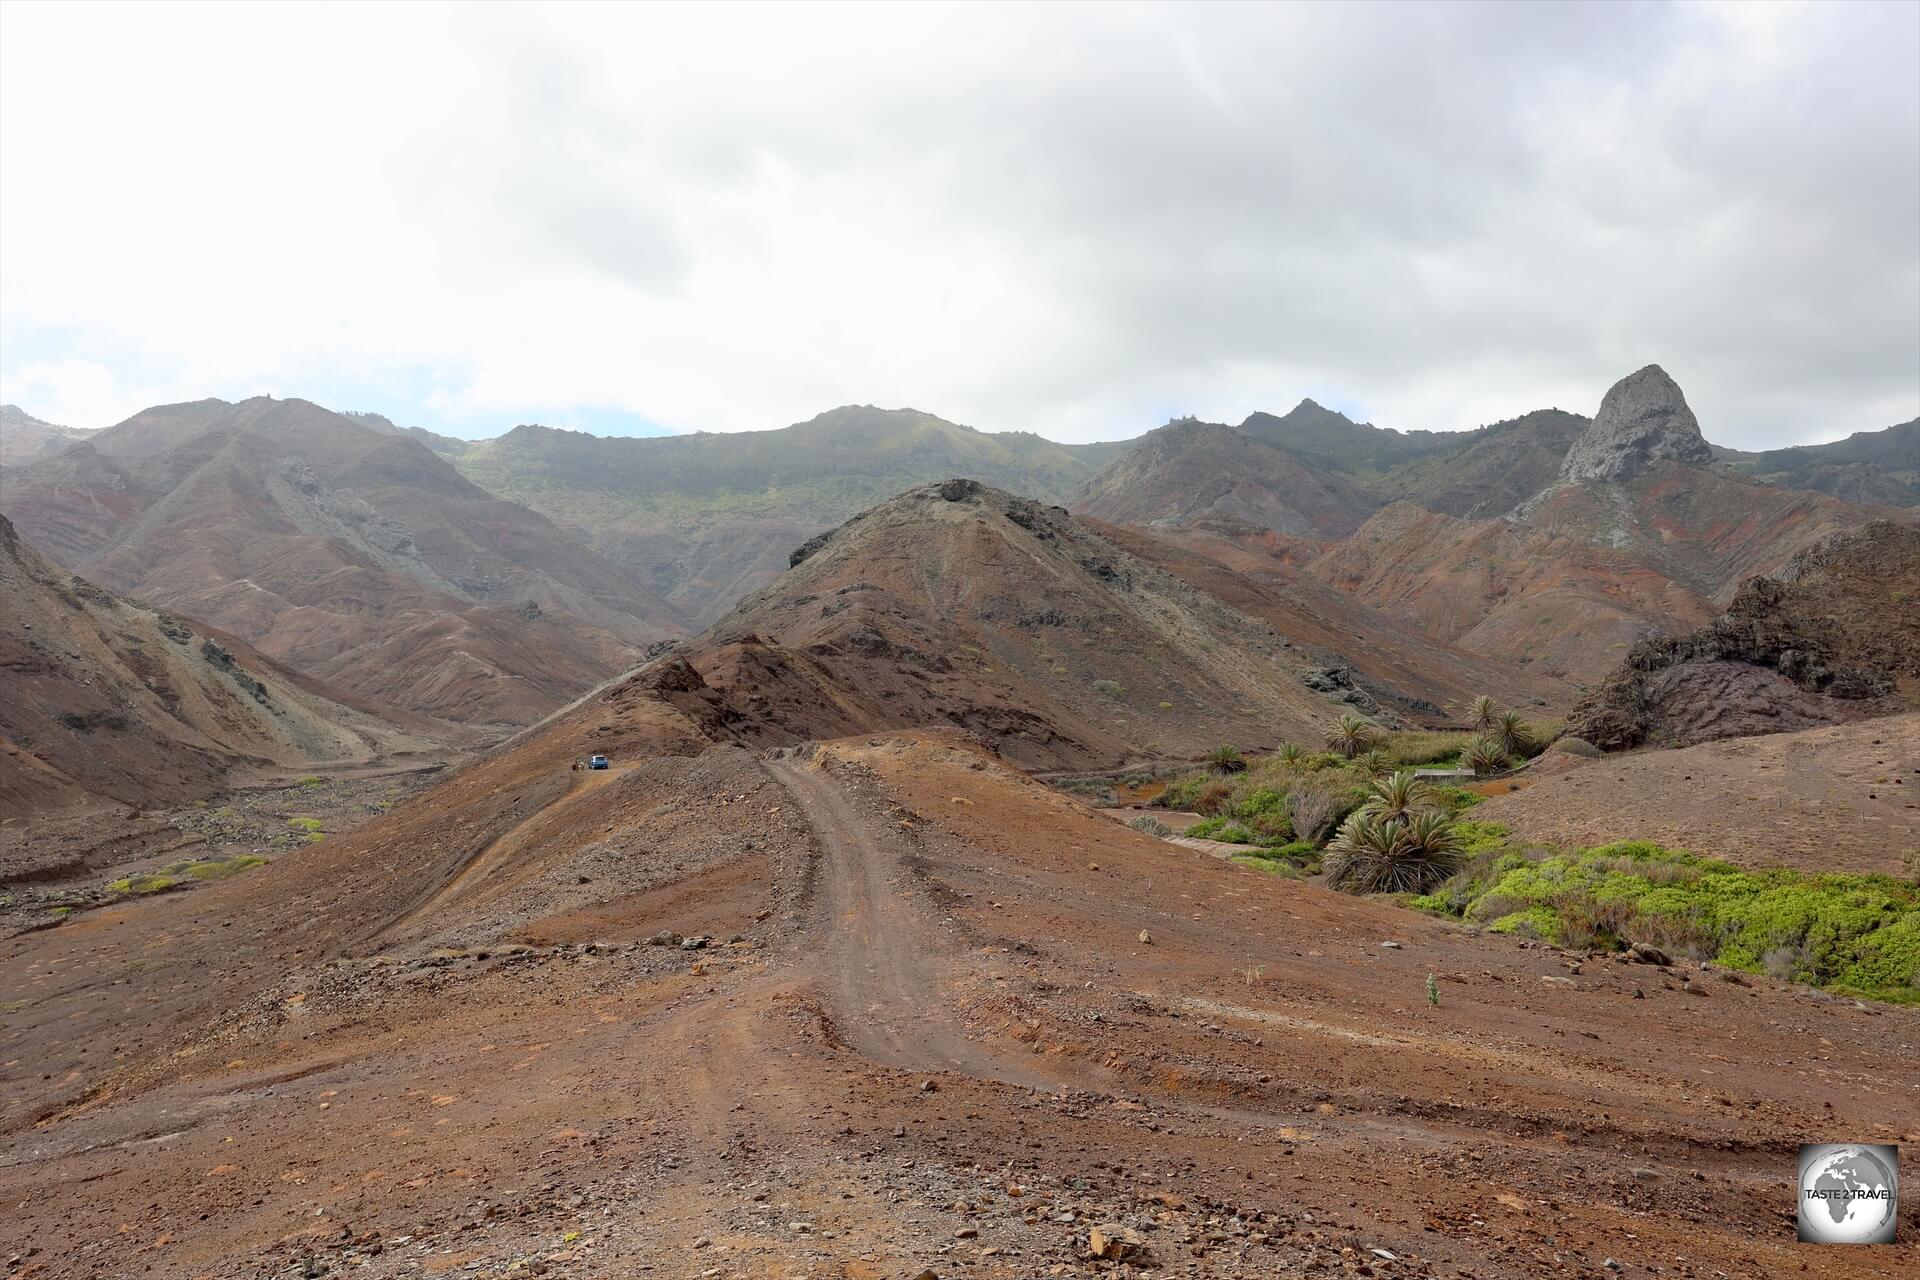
[1558,364,1713,484]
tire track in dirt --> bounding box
[766,754,1014,1077]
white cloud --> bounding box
[2,0,1914,445]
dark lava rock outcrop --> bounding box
[1567,521,1920,749]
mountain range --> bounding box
[2,368,1911,738]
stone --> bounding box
[1557,364,1713,485]
[1138,930,1152,945]
[1088,1223,1145,1260]
[1628,942,1672,966]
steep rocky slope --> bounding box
[1564,521,1920,749]
[1310,367,1899,682]
[638,479,1466,771]
[1364,409,1588,517]
[1070,418,1377,538]
[0,404,96,467]
[0,397,681,723]
[0,515,444,813]
[1097,515,1571,715]
[450,406,1132,625]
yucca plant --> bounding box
[1493,709,1534,758]
[1353,749,1391,778]
[1275,741,1307,767]
[1359,769,1432,823]
[1469,694,1498,731]
[1325,713,1378,760]
[1324,810,1464,895]
[1205,744,1247,774]
[1463,735,1510,776]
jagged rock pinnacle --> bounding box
[1557,364,1713,484]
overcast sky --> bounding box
[2,1,1915,447]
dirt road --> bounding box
[1,732,1915,1278]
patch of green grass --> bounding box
[106,873,178,895]
[287,817,324,833]
[1381,730,1473,767]
[1411,837,1920,1004]
[171,854,267,881]
[1233,854,1303,878]
[297,775,327,789]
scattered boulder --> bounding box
[1088,1223,1146,1261]
[1628,942,1672,967]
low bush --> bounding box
[1128,815,1171,837]
[1410,838,1920,1004]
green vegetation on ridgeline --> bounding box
[1409,835,1920,1005]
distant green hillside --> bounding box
[448,405,1136,624]
[1719,419,1919,508]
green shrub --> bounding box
[1128,815,1171,836]
[287,816,324,833]
[1427,785,1485,815]
[1092,679,1124,697]
[1416,837,1920,1003]
[1155,776,1209,810]
[1463,737,1511,776]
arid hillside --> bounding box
[1565,520,1920,749]
[3,690,1913,1277]
[1477,714,1920,876]
[0,515,444,815]
[0,397,683,723]
[1071,418,1377,538]
[655,478,1487,771]
[1096,515,1571,716]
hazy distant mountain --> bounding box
[0,404,98,467]
[0,397,681,724]
[449,405,1136,625]
[1238,398,1462,474]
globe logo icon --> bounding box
[1798,1144,1899,1244]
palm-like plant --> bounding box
[1463,735,1510,776]
[1206,744,1247,774]
[1493,709,1534,758]
[1325,714,1378,760]
[1359,769,1432,823]
[1275,741,1307,767]
[1469,694,1498,731]
[1353,749,1391,778]
[1324,810,1464,894]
